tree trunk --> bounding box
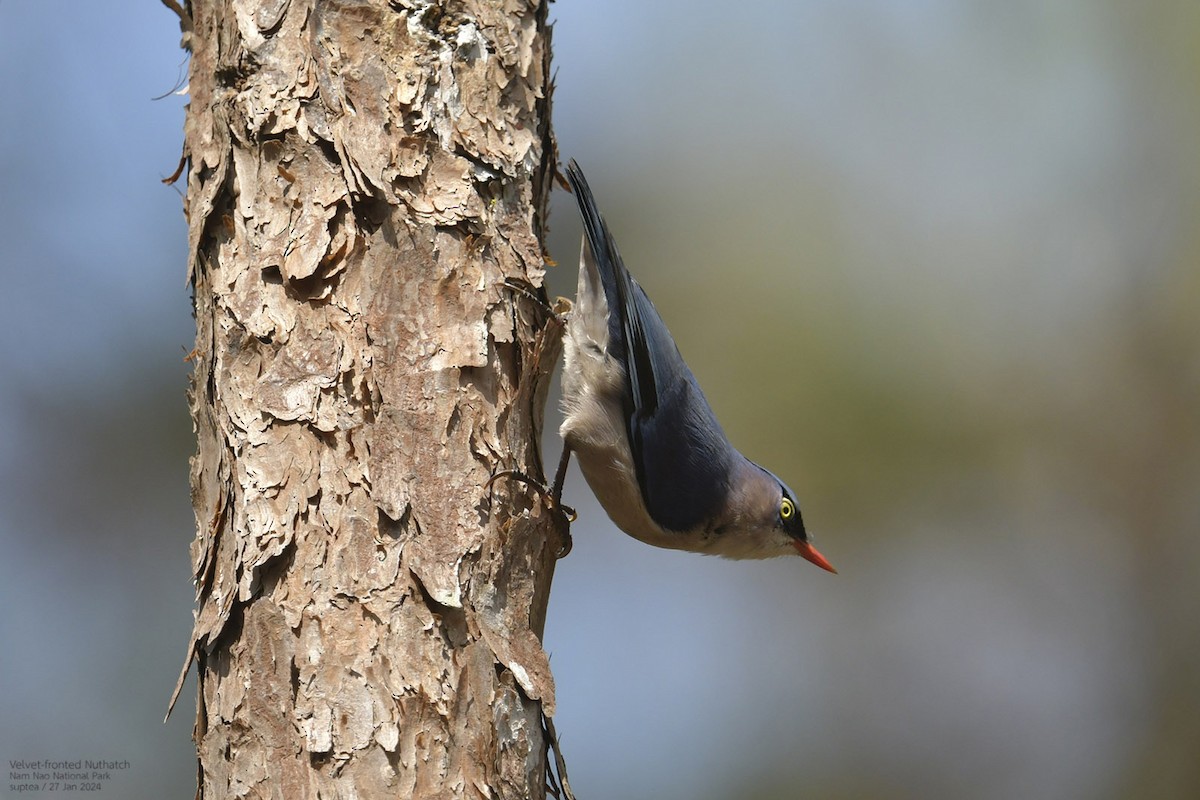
[167,1,562,797]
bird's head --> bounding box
[774,483,837,573]
[711,461,837,570]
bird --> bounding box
[555,159,836,572]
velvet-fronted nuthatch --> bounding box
[555,160,836,572]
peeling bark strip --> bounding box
[170,1,561,797]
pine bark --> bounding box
[168,1,562,797]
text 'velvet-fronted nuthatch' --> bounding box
[557,160,836,572]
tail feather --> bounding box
[565,160,656,414]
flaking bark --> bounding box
[167,1,562,797]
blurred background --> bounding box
[1,1,1197,798]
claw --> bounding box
[501,278,561,321]
[486,468,575,558]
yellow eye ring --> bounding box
[780,497,796,520]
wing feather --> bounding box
[565,160,734,531]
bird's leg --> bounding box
[551,443,572,506]
[548,444,574,557]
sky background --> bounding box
[1,2,1198,799]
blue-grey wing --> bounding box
[628,352,736,532]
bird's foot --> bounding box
[500,278,571,324]
[486,469,576,558]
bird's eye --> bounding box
[780,497,796,521]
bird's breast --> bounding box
[559,319,676,547]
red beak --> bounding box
[794,540,837,574]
